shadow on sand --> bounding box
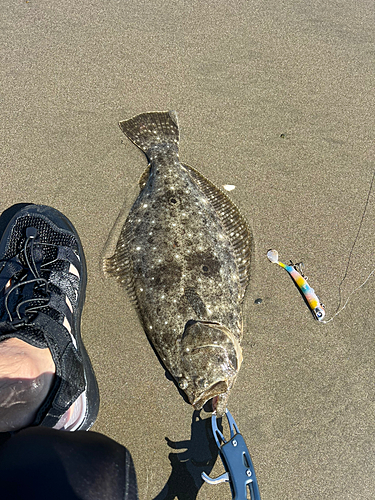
[153,410,221,500]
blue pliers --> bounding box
[202,409,261,500]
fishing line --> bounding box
[322,167,375,324]
[322,268,375,323]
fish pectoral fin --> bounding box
[138,164,151,190]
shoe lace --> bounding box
[2,227,60,325]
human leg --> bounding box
[0,338,55,432]
[0,427,138,500]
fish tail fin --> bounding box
[119,111,179,156]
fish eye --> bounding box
[169,197,179,205]
[179,379,188,389]
[201,265,209,273]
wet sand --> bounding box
[2,1,375,498]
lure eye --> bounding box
[313,307,325,321]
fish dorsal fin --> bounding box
[104,223,140,309]
[182,163,252,299]
[119,111,179,159]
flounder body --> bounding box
[105,111,251,415]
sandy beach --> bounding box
[2,1,375,498]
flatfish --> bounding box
[105,111,251,415]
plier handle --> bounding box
[202,409,261,500]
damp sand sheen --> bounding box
[104,111,252,415]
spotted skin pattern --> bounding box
[105,111,252,415]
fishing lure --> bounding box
[267,249,325,321]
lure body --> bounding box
[267,249,325,321]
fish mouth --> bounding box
[191,381,229,410]
[180,320,242,411]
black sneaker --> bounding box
[0,204,99,430]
